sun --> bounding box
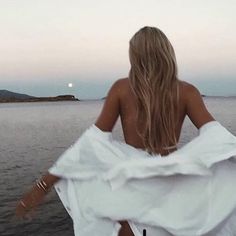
[68,83,73,88]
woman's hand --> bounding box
[15,173,60,220]
[15,184,48,220]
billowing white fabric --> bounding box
[48,121,236,236]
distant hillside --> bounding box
[0,90,79,103]
[0,90,35,99]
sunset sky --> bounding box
[0,0,235,99]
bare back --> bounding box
[118,78,215,156]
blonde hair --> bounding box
[128,26,180,156]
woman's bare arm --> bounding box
[95,79,121,132]
[185,83,216,129]
[15,79,122,219]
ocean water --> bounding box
[0,98,236,236]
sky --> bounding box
[0,0,235,99]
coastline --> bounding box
[0,95,80,103]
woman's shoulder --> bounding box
[119,78,197,90]
[111,77,129,88]
[112,77,130,95]
[107,78,129,98]
[178,80,203,101]
[116,77,129,86]
[179,80,200,93]
[115,78,201,99]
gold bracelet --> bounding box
[20,200,27,208]
[35,179,49,193]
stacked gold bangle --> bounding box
[36,179,49,193]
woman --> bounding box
[15,26,216,235]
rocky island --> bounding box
[0,90,79,103]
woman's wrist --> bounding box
[35,179,50,193]
[20,186,45,211]
[40,172,61,189]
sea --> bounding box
[0,97,236,236]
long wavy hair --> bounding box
[128,26,180,156]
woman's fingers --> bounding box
[15,200,37,220]
[15,198,29,217]
[15,193,35,219]
[24,210,36,222]
[15,184,48,220]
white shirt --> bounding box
[48,121,236,236]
